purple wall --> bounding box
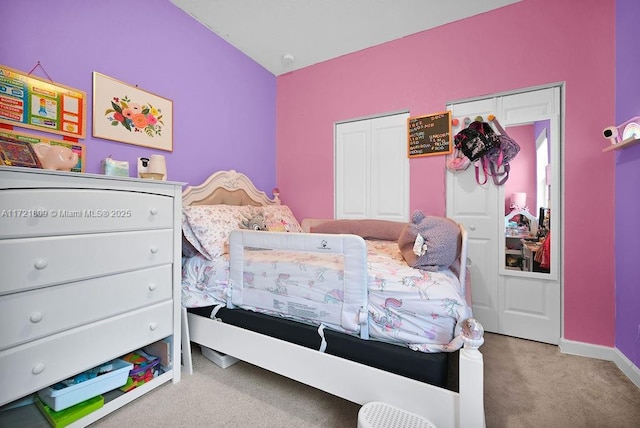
[615,0,640,367]
[0,0,277,192]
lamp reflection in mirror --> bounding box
[510,192,527,211]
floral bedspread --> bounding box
[181,240,471,352]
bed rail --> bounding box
[228,229,370,339]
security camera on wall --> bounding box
[602,116,640,146]
[602,126,619,145]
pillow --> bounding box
[310,219,406,241]
[262,205,303,233]
[182,205,253,260]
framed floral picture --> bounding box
[0,137,42,168]
[92,72,173,152]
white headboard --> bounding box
[182,170,280,206]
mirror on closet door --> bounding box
[502,121,552,274]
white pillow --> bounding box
[262,205,303,233]
[182,205,253,260]
[182,204,304,260]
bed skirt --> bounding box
[187,305,458,391]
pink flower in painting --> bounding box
[122,108,134,119]
[106,96,163,137]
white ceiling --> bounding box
[170,0,521,76]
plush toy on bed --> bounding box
[239,210,268,231]
[398,210,460,271]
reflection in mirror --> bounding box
[502,122,552,274]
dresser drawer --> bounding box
[0,301,173,407]
[0,189,174,238]
[0,229,174,295]
[0,265,173,351]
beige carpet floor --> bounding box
[92,333,640,428]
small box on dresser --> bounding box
[0,166,184,427]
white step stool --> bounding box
[357,402,436,428]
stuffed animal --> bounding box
[239,210,268,231]
[398,210,460,271]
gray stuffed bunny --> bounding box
[239,210,268,231]
[398,210,460,271]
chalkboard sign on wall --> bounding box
[407,111,452,158]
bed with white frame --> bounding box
[180,169,485,428]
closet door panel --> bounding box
[371,115,409,221]
[336,121,369,219]
[336,113,409,221]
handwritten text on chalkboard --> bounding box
[407,111,452,158]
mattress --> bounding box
[187,305,458,391]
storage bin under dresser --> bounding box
[0,166,184,426]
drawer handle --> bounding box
[469,225,476,231]
[30,312,43,323]
[32,363,45,375]
[148,283,157,291]
[149,322,158,331]
[150,246,159,254]
[150,208,158,215]
[34,259,48,270]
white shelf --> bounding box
[602,137,640,152]
[0,371,174,428]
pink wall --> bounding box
[276,0,616,346]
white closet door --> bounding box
[335,113,409,221]
[446,97,500,333]
[497,87,561,345]
[336,120,369,218]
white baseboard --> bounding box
[559,338,640,389]
[612,348,640,389]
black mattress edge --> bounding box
[187,306,458,392]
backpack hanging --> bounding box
[454,119,501,185]
[484,115,521,186]
[453,120,500,162]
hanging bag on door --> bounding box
[453,120,500,162]
[446,147,471,172]
[454,119,500,185]
[484,115,521,186]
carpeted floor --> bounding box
[92,333,640,428]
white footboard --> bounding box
[184,310,485,428]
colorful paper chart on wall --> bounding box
[0,128,86,172]
[0,65,87,139]
[407,111,452,158]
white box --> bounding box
[200,346,239,369]
[37,359,133,411]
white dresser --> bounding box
[0,166,183,426]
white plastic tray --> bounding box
[37,359,133,411]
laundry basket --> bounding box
[357,402,437,428]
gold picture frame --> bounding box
[92,72,173,152]
[0,64,87,139]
